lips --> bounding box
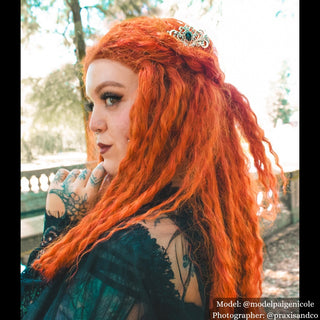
[97,143,112,154]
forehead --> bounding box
[85,59,138,96]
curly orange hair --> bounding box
[33,17,286,308]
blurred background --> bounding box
[21,0,299,297]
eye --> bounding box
[101,92,122,107]
[84,101,94,112]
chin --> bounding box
[102,159,119,177]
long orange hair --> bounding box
[33,17,286,308]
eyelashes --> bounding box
[84,92,123,112]
[102,92,123,106]
[84,101,94,112]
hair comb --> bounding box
[167,24,210,49]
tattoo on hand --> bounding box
[89,165,105,186]
[48,184,88,221]
[89,174,103,186]
[53,169,67,183]
[78,169,88,181]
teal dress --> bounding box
[21,186,210,319]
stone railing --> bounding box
[20,166,299,264]
[20,163,90,262]
[21,163,89,194]
[21,163,89,220]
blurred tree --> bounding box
[21,0,216,163]
[23,64,81,127]
[23,63,87,156]
[268,61,297,127]
[21,0,162,164]
[21,138,34,163]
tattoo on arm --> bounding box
[182,254,196,278]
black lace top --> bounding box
[21,186,209,319]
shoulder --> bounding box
[78,220,177,297]
[85,215,204,307]
[137,215,204,307]
[87,216,185,278]
[96,215,184,256]
[89,222,171,269]
[93,223,154,260]
[138,215,182,250]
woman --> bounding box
[21,17,285,319]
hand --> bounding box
[46,162,109,221]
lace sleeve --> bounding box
[139,216,204,308]
[26,212,72,266]
[22,222,205,320]
[21,212,73,318]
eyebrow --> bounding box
[95,81,125,93]
[86,81,125,100]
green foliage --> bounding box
[22,64,86,161]
[21,0,164,45]
[21,0,56,42]
[21,137,35,163]
[21,0,166,163]
[88,0,162,18]
[23,63,82,127]
[21,126,86,162]
[21,0,214,163]
[29,130,64,154]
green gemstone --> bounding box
[185,31,192,41]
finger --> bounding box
[52,169,69,184]
[99,173,111,193]
[75,168,91,185]
[88,162,107,190]
[63,169,81,184]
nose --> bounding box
[89,105,108,133]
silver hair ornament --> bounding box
[167,25,210,49]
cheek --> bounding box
[122,115,131,139]
[118,105,132,140]
[112,112,131,150]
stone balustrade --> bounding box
[20,165,299,264]
[21,163,88,194]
